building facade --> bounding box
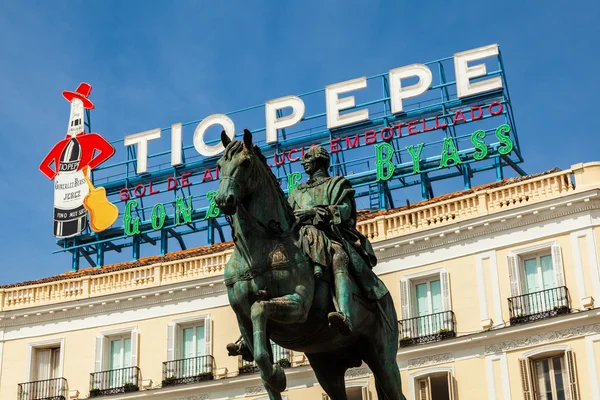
[1,161,600,400]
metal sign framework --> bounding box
[55,48,524,271]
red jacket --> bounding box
[40,132,115,180]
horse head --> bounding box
[215,129,259,215]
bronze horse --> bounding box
[215,130,405,400]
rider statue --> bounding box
[288,145,388,335]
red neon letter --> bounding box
[167,177,178,190]
[330,138,342,153]
[435,116,448,129]
[119,188,130,201]
[453,110,467,125]
[345,134,360,149]
[393,123,405,137]
[489,101,503,115]
[422,118,435,132]
[287,149,300,162]
[181,172,192,187]
[364,130,377,145]
[380,127,394,141]
[407,120,421,135]
[470,106,483,121]
[274,152,286,166]
[201,169,214,183]
[148,181,159,195]
[133,184,146,198]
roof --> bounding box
[1,167,562,289]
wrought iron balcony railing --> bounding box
[398,310,456,347]
[18,377,68,400]
[162,355,214,387]
[508,286,570,325]
[89,366,140,398]
[238,344,292,374]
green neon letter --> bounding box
[471,130,488,161]
[287,172,302,194]
[406,143,424,174]
[495,124,514,155]
[175,196,193,225]
[204,191,220,220]
[151,203,166,230]
[123,200,140,236]
[375,142,395,181]
[440,137,462,168]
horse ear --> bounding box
[221,130,231,147]
[243,129,253,150]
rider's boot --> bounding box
[328,265,353,336]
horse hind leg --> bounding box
[250,286,313,393]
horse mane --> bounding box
[223,140,296,225]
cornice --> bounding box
[375,195,600,261]
[0,276,227,328]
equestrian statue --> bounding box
[215,129,405,400]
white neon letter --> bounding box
[124,128,161,174]
[389,64,432,114]
[454,44,502,98]
[171,123,183,166]
[265,96,305,144]
[326,77,369,129]
[193,114,235,157]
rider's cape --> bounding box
[288,176,388,300]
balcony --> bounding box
[398,310,456,347]
[238,344,291,375]
[508,286,570,325]
[18,378,68,400]
[89,366,140,398]
[162,355,214,387]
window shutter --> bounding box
[565,350,580,400]
[204,316,212,356]
[94,336,104,372]
[440,271,452,311]
[519,358,535,400]
[418,377,431,400]
[447,371,456,400]
[361,386,370,400]
[508,255,521,297]
[400,279,410,319]
[552,245,566,287]
[130,330,139,367]
[166,324,175,361]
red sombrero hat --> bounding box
[62,82,95,109]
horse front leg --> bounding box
[250,284,313,393]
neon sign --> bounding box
[46,44,524,270]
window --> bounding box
[33,347,61,381]
[24,340,65,400]
[400,269,452,340]
[416,372,456,400]
[166,315,212,378]
[92,329,139,392]
[508,244,568,318]
[509,244,565,296]
[322,386,369,400]
[519,350,580,400]
[94,330,138,372]
[414,278,443,336]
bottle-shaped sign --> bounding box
[53,133,90,237]
[40,83,117,238]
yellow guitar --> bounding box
[82,168,119,232]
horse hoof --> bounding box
[266,364,287,393]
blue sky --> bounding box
[0,0,599,285]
